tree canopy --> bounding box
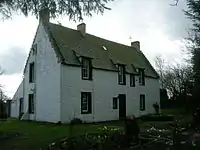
[0,0,113,20]
[184,0,200,107]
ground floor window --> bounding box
[140,94,145,111]
[113,97,118,109]
[19,98,23,113]
[81,92,92,114]
[28,94,34,114]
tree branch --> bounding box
[170,0,179,6]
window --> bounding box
[140,95,145,111]
[139,68,145,85]
[19,98,23,113]
[81,92,92,114]
[28,94,34,114]
[81,58,92,80]
[118,65,126,85]
[130,74,135,87]
[113,97,118,109]
[29,62,35,83]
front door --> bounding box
[118,94,126,119]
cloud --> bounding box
[0,47,27,75]
[0,73,23,98]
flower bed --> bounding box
[46,126,154,150]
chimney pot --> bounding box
[77,23,86,36]
[39,8,50,23]
[131,41,140,50]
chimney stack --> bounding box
[131,41,140,50]
[39,8,50,23]
[77,23,86,36]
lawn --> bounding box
[0,119,174,150]
[0,119,124,150]
[0,109,193,150]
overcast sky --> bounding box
[0,0,191,97]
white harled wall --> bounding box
[12,22,159,123]
[11,80,24,118]
[61,65,160,123]
[22,23,61,123]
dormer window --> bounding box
[130,74,135,87]
[139,68,145,85]
[118,65,126,85]
[81,57,92,80]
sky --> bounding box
[0,0,191,98]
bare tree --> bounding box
[154,55,165,89]
[170,0,179,6]
[0,66,3,89]
[154,55,193,99]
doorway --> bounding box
[118,94,126,119]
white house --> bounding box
[11,9,160,123]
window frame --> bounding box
[28,94,34,114]
[118,65,126,85]
[140,94,145,111]
[139,68,145,86]
[130,74,135,87]
[29,62,35,83]
[81,58,92,80]
[113,97,118,109]
[81,92,92,114]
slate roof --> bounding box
[45,23,159,78]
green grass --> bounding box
[0,119,123,150]
[0,114,180,150]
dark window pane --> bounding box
[118,65,126,85]
[28,94,34,114]
[139,69,145,85]
[29,63,35,83]
[130,74,135,87]
[140,95,145,111]
[113,97,118,109]
[81,92,92,114]
[19,98,23,113]
[81,58,92,80]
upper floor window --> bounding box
[139,68,145,85]
[29,62,35,83]
[130,74,135,87]
[81,58,92,80]
[118,65,126,85]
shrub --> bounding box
[153,103,160,114]
[18,112,24,120]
